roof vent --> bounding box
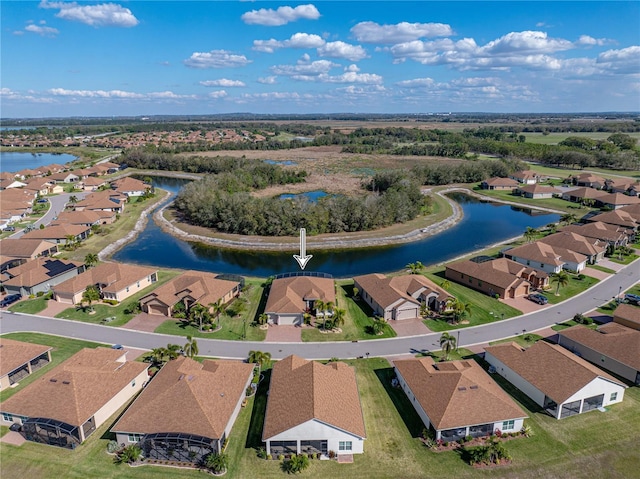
[470,385,479,390]
[187,375,194,381]
[458,386,467,391]
[50,379,57,383]
[220,393,225,397]
[178,374,184,381]
[62,381,70,385]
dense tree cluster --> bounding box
[175,170,430,236]
[410,159,526,185]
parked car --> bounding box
[625,294,640,305]
[111,344,124,350]
[9,423,22,432]
[0,294,22,307]
[4,226,16,232]
[37,198,49,203]
[527,293,549,305]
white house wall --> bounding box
[92,368,148,429]
[563,377,625,408]
[223,370,253,440]
[266,419,364,455]
[509,255,562,274]
[394,368,432,431]
[484,352,546,407]
[394,301,419,320]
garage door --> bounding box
[394,306,419,320]
[276,314,301,325]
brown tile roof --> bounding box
[394,357,526,430]
[484,341,625,404]
[558,323,640,371]
[82,177,107,187]
[517,184,560,195]
[619,204,640,219]
[354,273,451,309]
[506,241,586,267]
[0,348,149,427]
[0,338,52,378]
[112,356,253,438]
[446,258,533,289]
[575,173,605,183]
[0,239,57,258]
[511,170,539,181]
[613,303,640,328]
[22,224,91,241]
[587,209,639,229]
[537,231,606,258]
[2,257,81,288]
[140,270,239,309]
[483,177,519,187]
[51,210,103,226]
[111,177,149,193]
[598,192,640,206]
[263,355,366,440]
[559,222,629,243]
[265,276,336,314]
[565,187,608,199]
[54,262,157,296]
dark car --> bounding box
[527,293,548,305]
[625,294,640,305]
[4,226,16,232]
[111,344,124,350]
[0,294,21,307]
[37,198,49,203]
[9,423,22,432]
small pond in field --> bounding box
[0,152,77,172]
[279,190,329,202]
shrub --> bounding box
[494,429,503,437]
[314,452,320,459]
[284,454,310,474]
[267,454,273,460]
[520,425,534,438]
[278,454,285,461]
[106,440,119,453]
[465,435,473,443]
[443,442,449,448]
[257,447,267,459]
[328,450,336,459]
[36,291,44,297]
[577,274,586,280]
[494,293,500,299]
[103,299,118,305]
[423,438,437,449]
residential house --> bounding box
[263,355,366,457]
[1,257,84,297]
[0,239,58,260]
[0,348,149,449]
[81,177,107,192]
[597,192,640,210]
[509,170,541,185]
[54,262,158,304]
[74,190,126,214]
[559,222,630,248]
[537,231,606,265]
[111,177,150,197]
[503,241,587,273]
[480,177,519,190]
[139,270,240,317]
[561,187,608,204]
[0,255,27,273]
[394,357,527,441]
[264,275,336,325]
[111,356,253,464]
[572,173,606,189]
[445,257,548,299]
[2,179,27,190]
[612,303,640,331]
[353,273,452,320]
[24,177,63,196]
[0,338,52,390]
[605,178,639,195]
[21,224,91,245]
[587,209,639,233]
[48,171,80,184]
[516,184,560,199]
[484,341,626,419]
[557,322,640,384]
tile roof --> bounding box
[22,224,91,241]
[558,222,629,243]
[265,276,336,314]
[0,338,52,378]
[558,323,640,371]
[0,239,57,258]
[588,209,639,229]
[263,355,366,440]
[511,170,539,181]
[111,177,149,193]
[140,270,239,309]
[112,356,253,439]
[564,187,608,199]
[613,303,640,329]
[394,357,526,430]
[517,184,560,195]
[537,231,606,257]
[0,348,148,427]
[2,257,81,288]
[53,262,157,296]
[446,257,537,289]
[484,341,625,404]
[482,177,519,187]
[354,273,451,309]
[598,192,640,206]
[51,210,104,226]
[506,241,587,267]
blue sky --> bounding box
[2,1,639,117]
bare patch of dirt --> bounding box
[252,173,362,197]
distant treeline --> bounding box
[174,169,430,236]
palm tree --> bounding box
[440,279,451,291]
[560,213,577,225]
[84,253,98,268]
[165,343,181,360]
[114,444,142,465]
[551,270,570,296]
[205,452,228,474]
[68,195,78,206]
[439,332,457,361]
[406,261,424,274]
[149,347,166,366]
[190,303,208,331]
[247,350,271,371]
[208,299,224,326]
[257,313,269,325]
[332,308,346,329]
[81,285,100,312]
[371,316,386,335]
[523,226,537,243]
[313,299,325,318]
[183,336,198,359]
[323,300,335,331]
[446,298,471,324]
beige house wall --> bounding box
[92,367,149,430]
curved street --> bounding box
[1,258,637,360]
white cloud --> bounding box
[253,32,325,53]
[48,88,145,98]
[241,4,320,26]
[318,41,368,61]
[208,90,228,99]
[576,35,611,47]
[596,46,640,74]
[200,79,246,87]
[351,21,453,44]
[482,31,573,55]
[345,64,360,72]
[184,50,251,69]
[148,91,195,99]
[271,59,338,77]
[24,22,59,37]
[39,1,139,28]
[396,77,435,87]
[316,71,383,84]
[257,76,277,84]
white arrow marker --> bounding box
[293,228,313,270]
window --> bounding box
[502,420,515,430]
[128,433,143,442]
[2,413,13,422]
[339,441,352,451]
[137,282,140,287]
[540,263,544,268]
[126,286,130,293]
[131,380,136,387]
[610,392,618,401]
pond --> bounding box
[113,177,559,278]
[0,152,77,172]
[279,190,329,202]
[264,160,297,166]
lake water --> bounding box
[0,152,77,172]
[279,190,328,202]
[113,177,559,278]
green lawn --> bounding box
[420,347,476,362]
[608,253,639,265]
[489,333,544,347]
[0,333,108,402]
[527,162,640,180]
[544,274,599,305]
[9,296,49,314]
[54,270,180,326]
[423,270,522,332]
[552,320,598,332]
[301,281,396,342]
[473,186,589,214]
[586,264,616,274]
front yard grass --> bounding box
[54,269,180,326]
[8,296,49,314]
[471,186,588,214]
[552,320,598,332]
[586,264,616,274]
[489,333,544,347]
[608,253,639,265]
[544,274,599,305]
[301,280,396,342]
[423,269,521,332]
[0,333,107,402]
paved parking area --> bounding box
[389,318,430,337]
[265,325,302,342]
[585,266,614,280]
[38,300,71,317]
[500,296,548,314]
[122,312,168,332]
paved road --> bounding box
[1,258,637,360]
[9,191,88,239]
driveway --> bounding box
[265,325,302,342]
[585,266,614,280]
[389,318,430,337]
[594,259,627,273]
[500,296,548,314]
[39,300,71,318]
[122,312,168,333]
